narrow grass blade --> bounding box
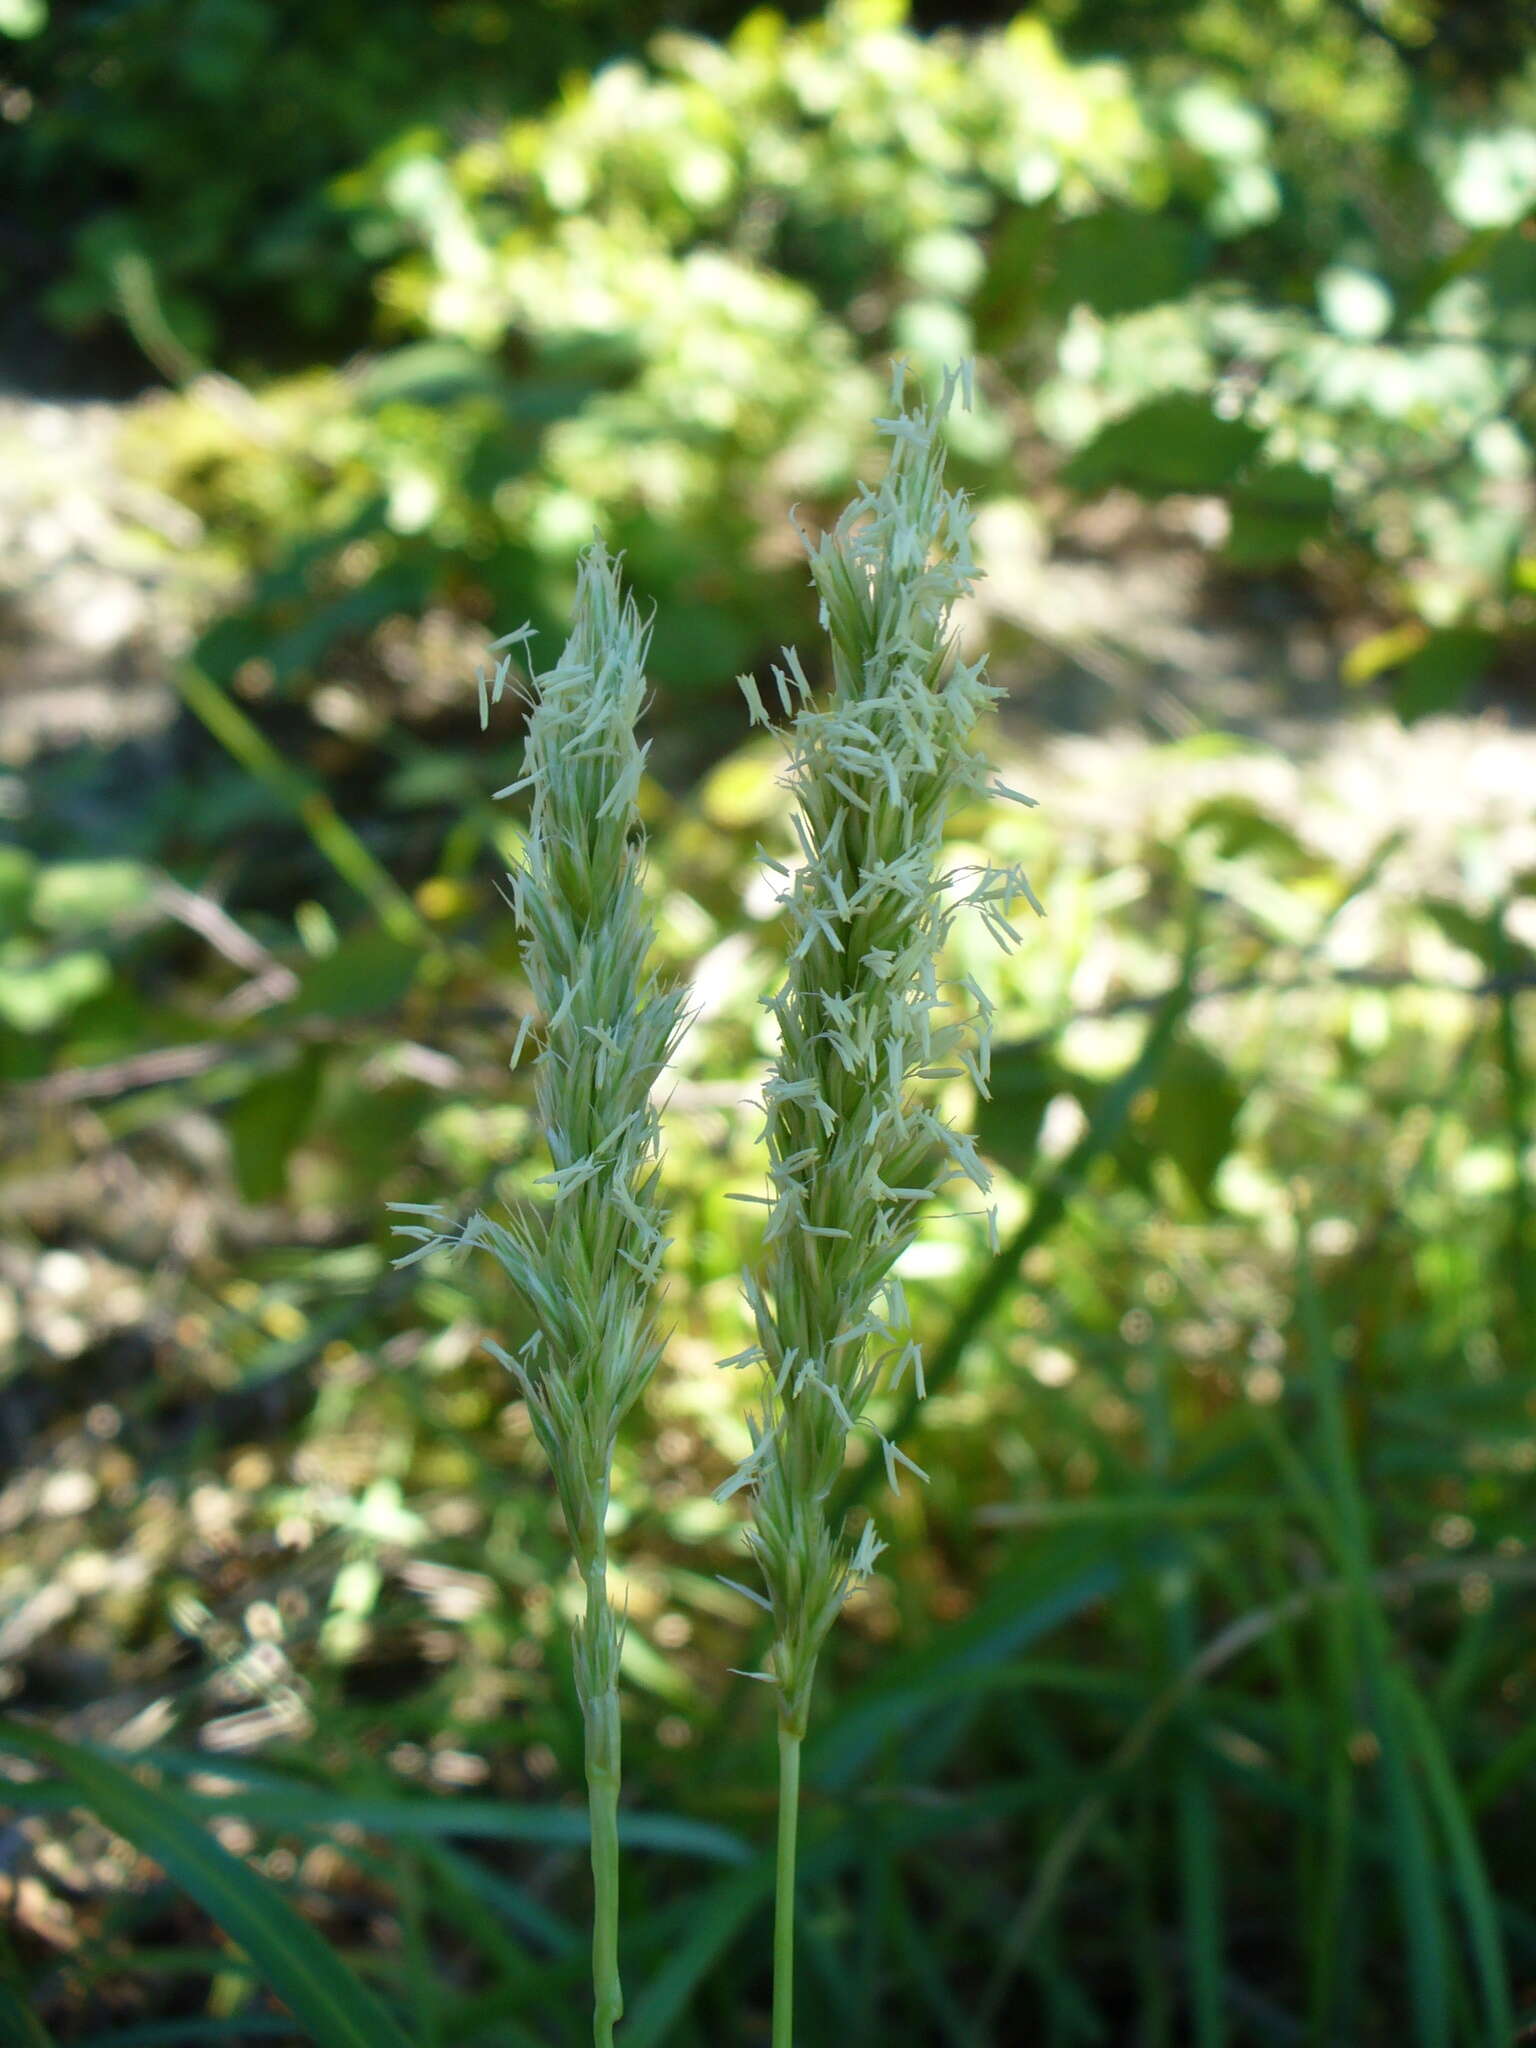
[0,1987,59,2047]
[394,1853,440,2048]
[420,1842,579,1958]
[176,658,432,948]
[1307,1600,1360,2038]
[1491,898,1534,1333]
[621,1862,771,2048]
[888,1875,974,2047]
[1293,1250,1452,2048]
[81,1754,749,1864]
[432,1941,585,2048]
[809,1543,1127,1788]
[1147,1341,1225,2048]
[0,1721,416,2048]
[1392,1674,1516,2045]
[1176,1745,1225,2048]
[407,1840,552,1990]
[73,2025,297,2047]
[619,1761,1130,2047]
[1468,1716,1536,1816]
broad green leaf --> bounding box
[972,203,1053,349]
[1063,395,1263,496]
[1048,210,1204,319]
[1136,1031,1242,1206]
[31,861,155,933]
[0,944,111,1032]
[1343,622,1427,685]
[1420,898,1536,978]
[1223,461,1333,567]
[1182,794,1308,866]
[981,1020,1235,1209]
[0,846,36,934]
[228,1048,326,1204]
[284,929,419,1021]
[972,1035,1060,1179]
[357,342,511,408]
[1390,628,1495,722]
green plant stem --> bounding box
[581,1559,623,2048]
[176,658,433,950]
[773,1724,802,2048]
[1491,900,1533,1335]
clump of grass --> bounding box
[391,542,684,2047]
[723,364,1032,2044]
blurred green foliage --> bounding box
[4,0,820,360]
[10,0,1536,714]
[3,1,1536,2042]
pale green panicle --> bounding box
[390,540,684,2046]
[726,363,1036,1740]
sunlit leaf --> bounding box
[1063,395,1264,496]
[228,1049,326,1204]
[1389,629,1496,722]
[284,928,419,1020]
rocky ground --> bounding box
[0,395,206,767]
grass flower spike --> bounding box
[729,364,1032,2045]
[391,542,684,2047]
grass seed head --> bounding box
[727,363,1032,1734]
[390,541,684,1684]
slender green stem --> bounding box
[1492,900,1533,1335]
[586,1689,622,2046]
[773,1725,803,2048]
[581,1558,623,2047]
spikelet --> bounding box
[726,364,1034,1736]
